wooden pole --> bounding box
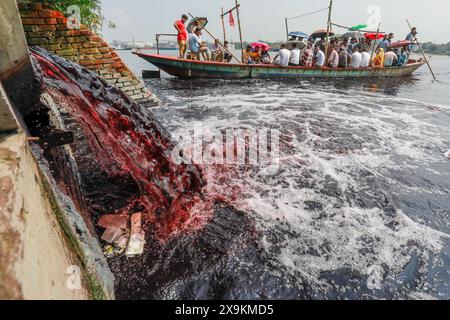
[220,5,240,17]
[221,7,227,44]
[285,17,289,41]
[406,19,437,80]
[369,23,381,64]
[235,0,245,62]
[156,35,160,55]
[187,12,241,64]
[324,0,333,58]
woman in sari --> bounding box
[371,48,385,68]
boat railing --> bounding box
[155,34,178,55]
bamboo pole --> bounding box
[156,35,160,55]
[406,19,437,80]
[285,17,289,41]
[324,0,333,58]
[369,23,381,65]
[235,0,245,62]
[221,5,240,17]
[331,22,382,34]
[221,7,227,44]
[187,12,241,64]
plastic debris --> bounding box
[445,150,450,159]
[101,226,127,244]
[103,243,126,258]
[103,245,116,258]
[98,214,128,230]
[126,212,145,257]
[99,214,130,257]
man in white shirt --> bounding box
[314,46,325,67]
[349,46,362,68]
[289,43,301,66]
[359,47,371,68]
[383,48,398,67]
[273,44,291,67]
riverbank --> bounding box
[421,42,450,57]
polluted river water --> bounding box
[120,50,450,299]
[30,46,449,299]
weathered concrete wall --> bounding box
[0,78,19,133]
[0,0,25,132]
[17,1,159,107]
[0,0,114,300]
[0,132,91,300]
[0,0,29,76]
[0,0,39,119]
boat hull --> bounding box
[133,52,425,80]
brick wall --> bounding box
[18,2,159,107]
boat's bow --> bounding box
[132,51,251,79]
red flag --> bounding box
[229,12,235,27]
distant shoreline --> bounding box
[425,52,450,57]
[421,42,450,57]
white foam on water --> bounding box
[154,79,450,295]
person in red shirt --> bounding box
[174,14,188,59]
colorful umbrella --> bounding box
[364,32,385,40]
[285,40,306,50]
[187,17,208,33]
[342,31,364,39]
[250,42,271,51]
[389,40,414,48]
[350,24,367,31]
[288,31,309,39]
[311,29,335,39]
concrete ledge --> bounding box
[31,144,115,299]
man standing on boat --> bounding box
[406,27,418,52]
[174,14,188,59]
[406,27,418,42]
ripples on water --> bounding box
[119,51,450,299]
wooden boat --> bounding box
[133,52,426,80]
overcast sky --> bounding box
[101,0,449,44]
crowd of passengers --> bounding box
[175,14,418,69]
